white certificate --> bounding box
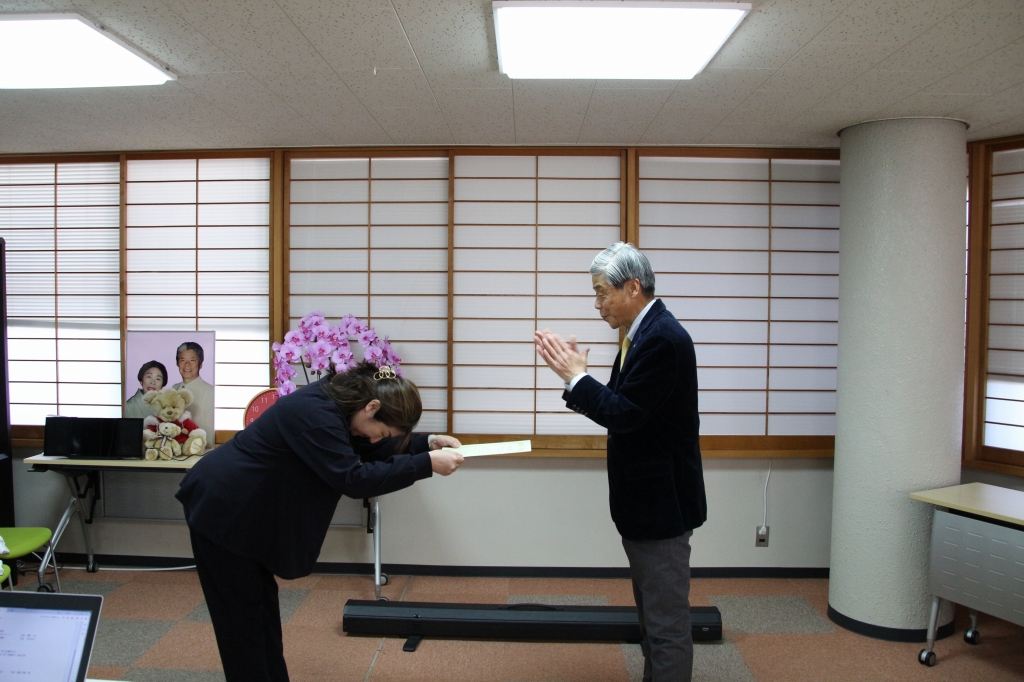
[442,439,532,457]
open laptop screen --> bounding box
[0,592,102,682]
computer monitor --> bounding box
[0,590,103,682]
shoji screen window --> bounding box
[126,157,271,431]
[984,147,1024,450]
[453,155,620,435]
[638,155,839,436]
[1,161,121,424]
[289,156,449,432]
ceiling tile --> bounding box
[923,39,1024,95]
[639,115,722,146]
[512,81,594,144]
[370,105,454,144]
[433,87,515,144]
[822,69,948,114]
[813,0,972,46]
[667,68,774,111]
[703,123,838,147]
[968,112,1024,140]
[577,88,676,144]
[949,81,1024,130]
[872,91,991,119]
[338,69,437,110]
[718,89,825,126]
[393,0,500,85]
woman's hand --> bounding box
[428,434,462,450]
[429,449,464,476]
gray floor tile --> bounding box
[58,580,123,596]
[622,642,645,682]
[508,594,610,606]
[183,589,309,625]
[709,595,835,634]
[123,670,226,682]
[183,601,210,622]
[693,636,757,682]
[91,619,175,666]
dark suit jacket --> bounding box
[565,299,707,541]
[176,378,432,579]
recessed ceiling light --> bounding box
[493,1,750,80]
[0,13,175,89]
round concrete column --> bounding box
[829,118,967,640]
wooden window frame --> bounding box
[963,133,1024,476]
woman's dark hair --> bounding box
[137,360,168,388]
[322,362,422,448]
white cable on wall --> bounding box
[760,458,771,534]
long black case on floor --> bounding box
[343,599,722,643]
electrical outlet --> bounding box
[755,526,770,548]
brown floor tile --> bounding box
[368,637,631,682]
[277,573,324,590]
[507,577,637,605]
[99,581,206,620]
[401,576,510,603]
[134,621,223,670]
[289,589,354,629]
[120,568,202,585]
[87,664,129,680]
[283,623,383,682]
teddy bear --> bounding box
[142,387,207,460]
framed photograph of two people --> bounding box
[124,331,216,440]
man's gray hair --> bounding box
[590,242,655,297]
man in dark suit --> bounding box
[535,242,707,682]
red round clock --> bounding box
[244,388,281,427]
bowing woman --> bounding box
[176,361,464,682]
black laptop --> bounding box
[0,590,103,682]
[44,416,144,459]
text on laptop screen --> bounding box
[0,605,92,681]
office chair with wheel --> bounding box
[0,527,61,592]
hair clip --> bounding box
[374,366,397,381]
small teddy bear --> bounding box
[142,387,207,460]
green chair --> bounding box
[0,561,11,590]
[0,527,60,592]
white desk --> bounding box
[910,482,1024,667]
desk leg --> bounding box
[372,498,388,600]
[38,486,79,593]
[918,595,941,666]
[68,474,98,573]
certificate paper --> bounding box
[442,440,532,457]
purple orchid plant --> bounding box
[271,311,402,396]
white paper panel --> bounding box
[537,202,620,226]
[9,383,58,404]
[536,412,607,435]
[288,295,368,318]
[456,248,535,271]
[641,202,768,227]
[56,184,119,206]
[769,391,836,413]
[0,184,54,206]
[290,249,367,271]
[127,227,195,250]
[8,274,56,295]
[198,250,268,272]
[698,390,765,412]
[771,228,839,252]
[125,318,200,331]
[199,319,267,340]
[694,344,767,366]
[56,206,118,227]
[536,389,570,412]
[370,272,447,295]
[56,229,118,251]
[770,275,838,298]
[57,251,118,272]
[537,249,602,272]
[536,319,616,343]
[215,363,270,386]
[770,298,838,321]
[989,349,1024,375]
[454,389,534,411]
[455,202,536,225]
[60,383,121,405]
[455,178,535,201]
[0,207,55,228]
[128,249,196,271]
[57,295,118,317]
[454,412,534,434]
[290,180,368,203]
[371,226,447,249]
[290,226,367,249]
[0,229,55,250]
[993,149,1024,176]
[771,182,839,206]
[455,342,535,366]
[641,226,767,250]
[768,368,837,390]
[992,199,1024,226]
[128,159,196,182]
[60,361,120,384]
[371,158,448,179]
[455,296,535,318]
[683,320,767,344]
[370,248,446,272]
[417,411,448,432]
[767,414,835,435]
[771,205,840,229]
[455,319,535,342]
[455,272,535,295]
[985,397,1024,426]
[647,250,768,274]
[455,365,534,388]
[400,364,447,387]
[698,413,766,435]
[126,204,196,227]
[456,225,535,248]
[538,179,619,202]
[197,226,267,249]
[770,159,840,182]
[455,156,536,178]
[990,249,1024,274]
[381,341,445,365]
[987,325,1024,351]
[0,164,54,184]
[697,367,767,390]
[538,226,620,248]
[199,203,269,226]
[198,158,269,181]
[198,180,270,204]
[7,339,57,360]
[370,318,448,341]
[290,203,368,226]
[371,179,447,203]
[987,301,1024,325]
[664,297,767,321]
[657,273,768,298]
[370,295,447,318]
[127,295,196,317]
[418,388,448,411]
[990,225,1024,250]
[56,338,120,361]
[536,296,596,319]
[984,422,1024,449]
[537,272,598,295]
[640,179,767,204]
[640,158,768,181]
[539,156,619,178]
[770,322,838,345]
[8,320,57,338]
[771,252,839,275]
[6,296,54,317]
[770,344,837,367]
[290,158,368,180]
[198,296,268,318]
[987,375,1024,400]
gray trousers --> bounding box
[621,531,694,682]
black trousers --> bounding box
[189,527,290,682]
[621,532,694,682]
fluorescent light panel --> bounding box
[0,13,175,88]
[493,1,750,79]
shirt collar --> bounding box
[626,298,658,341]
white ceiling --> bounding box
[1,0,1023,153]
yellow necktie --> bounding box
[620,336,631,369]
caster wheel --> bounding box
[86,560,98,573]
[964,629,980,645]
[377,596,389,602]
[380,573,388,586]
[918,649,936,667]
[37,584,54,593]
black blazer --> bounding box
[565,299,707,541]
